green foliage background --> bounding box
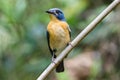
[0,0,119,80]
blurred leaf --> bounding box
[0,26,14,54]
[57,71,70,80]
[15,0,27,20]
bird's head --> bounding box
[46,8,66,21]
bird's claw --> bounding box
[52,57,56,64]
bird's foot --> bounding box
[52,57,56,64]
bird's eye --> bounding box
[56,10,60,14]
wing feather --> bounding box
[46,31,53,55]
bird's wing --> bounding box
[46,31,53,55]
[67,26,71,38]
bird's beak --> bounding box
[46,10,56,15]
[46,10,53,14]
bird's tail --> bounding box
[56,60,64,72]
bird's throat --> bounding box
[49,14,59,22]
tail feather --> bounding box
[56,60,64,72]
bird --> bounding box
[46,8,71,72]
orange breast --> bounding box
[47,20,70,53]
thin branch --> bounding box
[37,0,120,80]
